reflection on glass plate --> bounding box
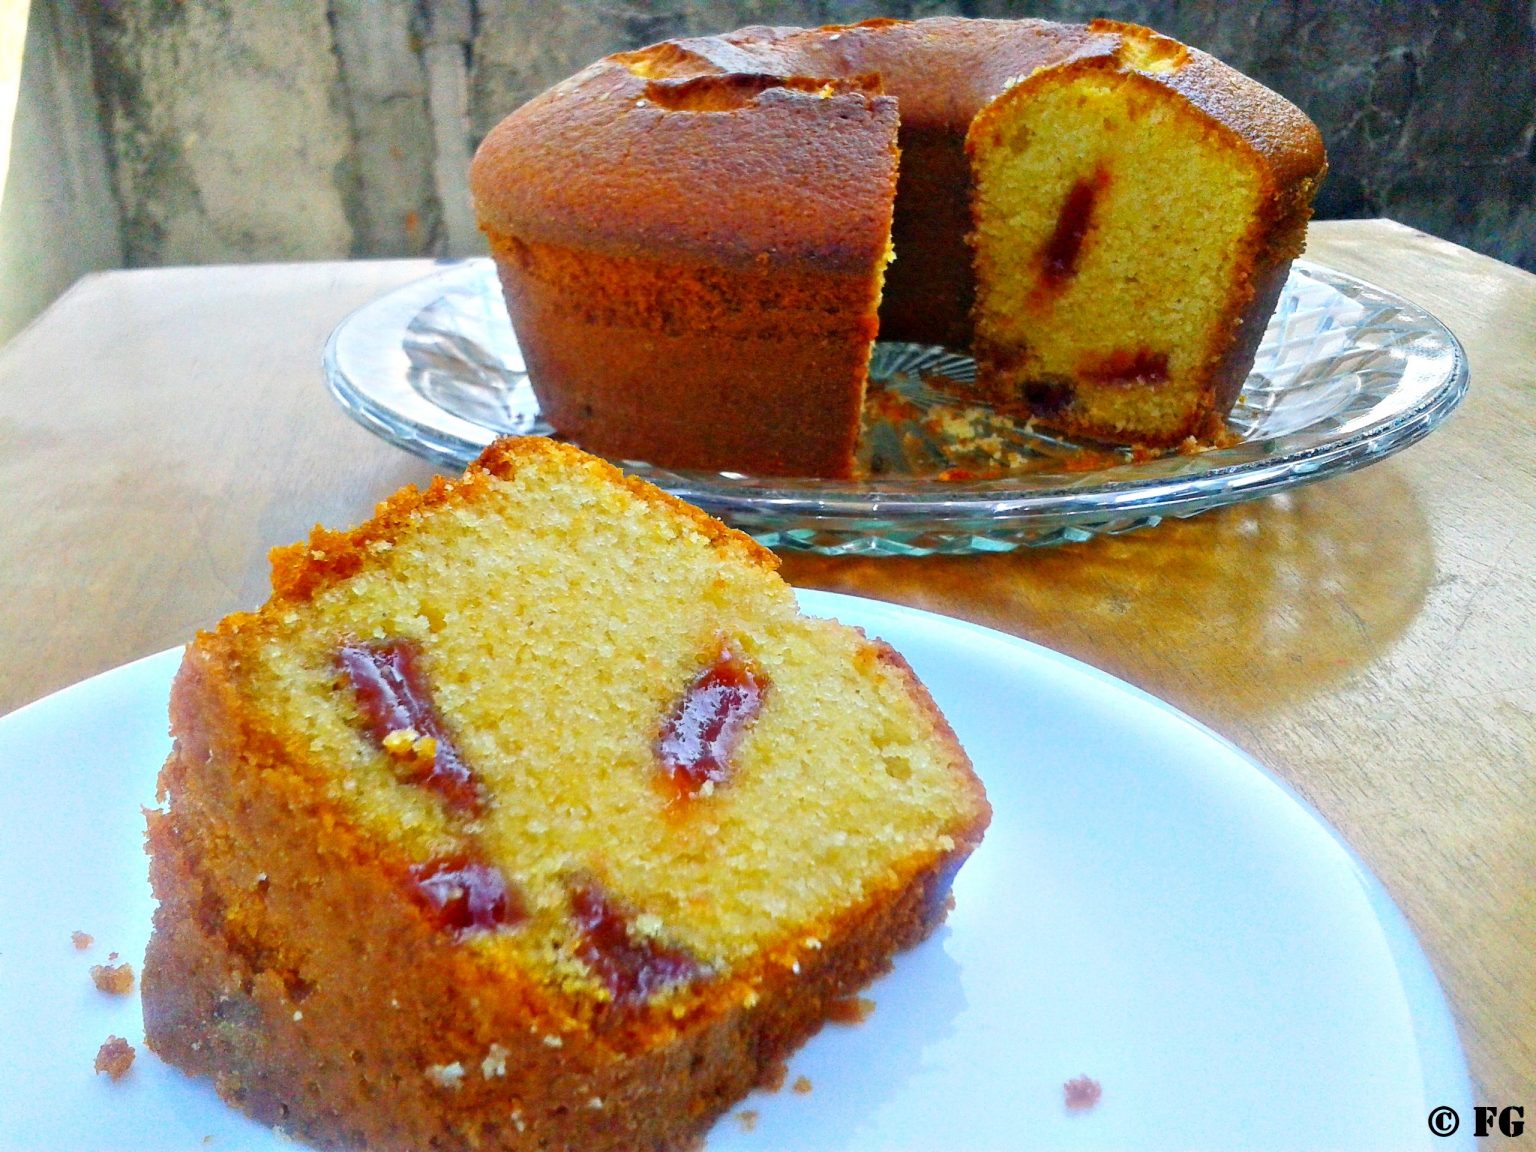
[324,259,1467,556]
[0,592,1474,1150]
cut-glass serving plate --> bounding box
[324,258,1467,556]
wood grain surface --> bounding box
[1,222,1532,1115]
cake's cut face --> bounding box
[968,49,1272,445]
[469,16,1325,477]
[143,438,988,1151]
[242,456,975,998]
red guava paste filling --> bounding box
[410,858,523,935]
[337,639,482,814]
[656,646,766,800]
[1041,167,1110,286]
[571,883,702,1007]
[1082,349,1169,387]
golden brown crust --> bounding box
[485,236,884,478]
[470,60,898,273]
[145,808,969,1151]
[473,76,898,479]
[268,438,778,605]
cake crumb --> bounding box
[827,995,875,1024]
[94,1035,136,1080]
[793,1075,813,1095]
[1064,1074,1102,1112]
[90,961,135,995]
[736,1110,758,1132]
[71,930,94,950]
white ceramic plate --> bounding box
[0,591,1472,1151]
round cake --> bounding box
[470,17,1326,477]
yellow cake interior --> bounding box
[969,65,1266,441]
[224,447,980,1004]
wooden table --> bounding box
[2,220,1532,1118]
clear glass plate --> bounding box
[324,258,1468,556]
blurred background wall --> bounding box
[2,0,1533,345]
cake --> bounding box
[469,16,1326,477]
[142,437,990,1151]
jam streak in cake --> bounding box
[1040,167,1110,290]
[571,883,703,1007]
[338,639,483,813]
[1083,349,1169,388]
[656,646,766,800]
[410,858,524,935]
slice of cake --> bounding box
[142,437,989,1152]
[966,22,1320,445]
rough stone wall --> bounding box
[88,1,356,263]
[80,0,1536,273]
[0,0,122,344]
[327,0,442,256]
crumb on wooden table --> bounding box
[71,930,94,950]
[90,961,135,995]
[792,1075,813,1095]
[94,1035,136,1080]
[1064,1074,1102,1112]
